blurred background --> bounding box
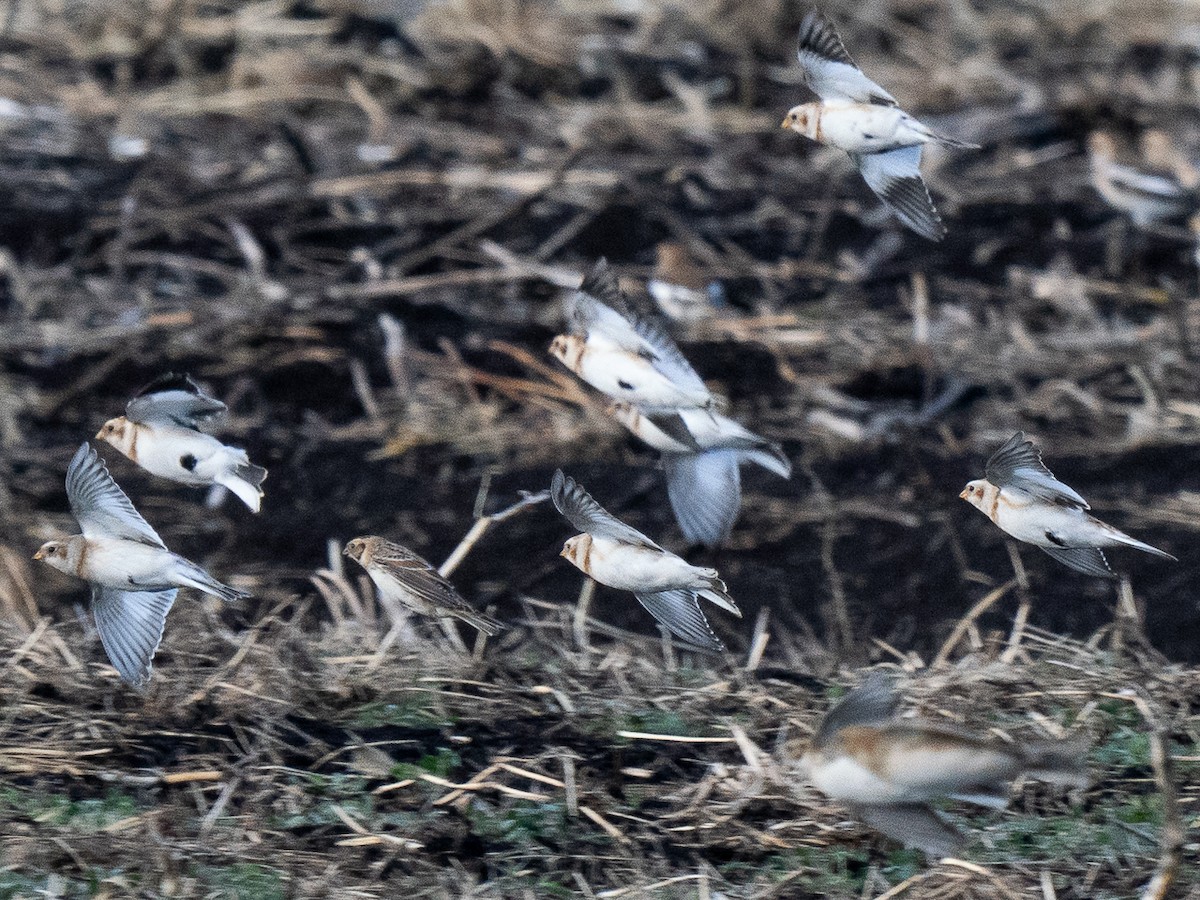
[0,1,1197,896]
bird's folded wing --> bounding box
[855,147,946,242]
[1041,546,1117,579]
[551,470,660,548]
[664,451,741,548]
[854,803,965,858]
[126,373,227,429]
[66,443,166,548]
[369,545,474,612]
[796,10,897,106]
[91,586,177,686]
[984,432,1089,508]
[634,589,725,651]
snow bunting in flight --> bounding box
[1087,131,1195,228]
[343,536,505,637]
[550,469,740,651]
[549,260,718,412]
[97,373,267,512]
[33,443,249,685]
[781,10,977,241]
[791,672,1089,858]
[608,402,791,548]
[960,432,1176,577]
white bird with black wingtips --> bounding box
[959,431,1177,577]
[97,373,267,512]
[550,469,740,651]
[781,9,978,241]
[33,443,249,685]
[549,260,719,412]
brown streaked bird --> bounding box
[97,373,267,512]
[791,672,1089,858]
[960,431,1176,578]
[33,443,249,686]
[781,10,977,241]
[550,469,740,651]
[343,536,505,637]
[548,259,718,412]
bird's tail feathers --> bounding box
[179,562,251,603]
[236,461,268,487]
[934,133,980,149]
[217,463,268,512]
[1114,533,1177,561]
[741,445,792,478]
[456,609,506,637]
[698,574,740,617]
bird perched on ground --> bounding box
[1087,132,1195,228]
[549,260,719,412]
[97,373,268,512]
[550,469,740,651]
[790,672,1089,858]
[343,536,505,637]
[646,242,726,325]
[608,401,792,548]
[959,432,1176,577]
[33,443,249,685]
[781,10,977,241]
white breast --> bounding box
[585,539,701,593]
[818,103,917,153]
[81,538,174,589]
[809,755,902,804]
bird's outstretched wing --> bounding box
[813,671,900,746]
[551,470,660,548]
[126,373,227,429]
[635,589,726,652]
[855,146,946,241]
[796,10,897,106]
[985,432,1089,509]
[91,585,177,687]
[67,443,166,548]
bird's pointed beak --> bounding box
[780,117,790,129]
[958,489,969,500]
[32,549,45,560]
[559,547,568,558]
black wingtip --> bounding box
[579,259,623,306]
[550,468,570,513]
[797,8,854,67]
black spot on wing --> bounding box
[1045,531,1067,547]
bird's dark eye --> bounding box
[180,454,198,471]
[618,380,633,391]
